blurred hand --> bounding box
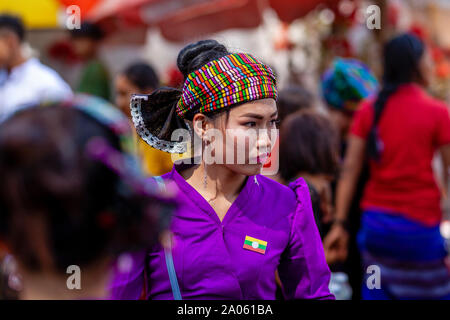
[159,230,175,251]
[323,224,349,264]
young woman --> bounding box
[0,95,174,299]
[328,33,450,299]
[110,40,333,300]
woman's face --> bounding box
[195,98,278,176]
[114,74,149,118]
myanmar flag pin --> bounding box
[243,235,267,254]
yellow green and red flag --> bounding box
[243,235,267,254]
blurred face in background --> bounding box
[0,30,19,69]
[114,74,153,117]
[71,37,96,60]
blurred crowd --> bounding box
[0,13,449,300]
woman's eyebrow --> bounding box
[240,111,278,119]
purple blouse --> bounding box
[109,165,333,300]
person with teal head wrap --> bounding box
[321,58,379,138]
[322,58,379,112]
[320,58,378,300]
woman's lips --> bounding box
[249,153,269,164]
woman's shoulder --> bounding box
[255,174,310,212]
[255,175,316,233]
[287,176,313,208]
[256,173,295,193]
[413,86,448,110]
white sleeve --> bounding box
[40,74,73,102]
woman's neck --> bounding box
[181,163,247,201]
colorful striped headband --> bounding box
[176,53,278,119]
[130,52,277,154]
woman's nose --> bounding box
[256,128,275,153]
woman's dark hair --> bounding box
[279,110,339,182]
[277,85,314,125]
[123,62,159,91]
[176,40,232,122]
[0,106,163,273]
[367,33,425,160]
[177,40,230,79]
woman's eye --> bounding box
[270,119,280,126]
[243,122,257,127]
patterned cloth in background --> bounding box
[358,209,450,300]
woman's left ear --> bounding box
[192,113,210,140]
